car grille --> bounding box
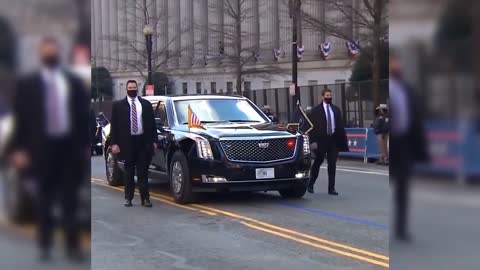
[220,137,297,162]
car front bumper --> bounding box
[188,156,311,192]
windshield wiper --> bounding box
[227,120,262,123]
[181,120,229,124]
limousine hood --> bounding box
[178,122,298,139]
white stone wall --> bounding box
[93,0,357,99]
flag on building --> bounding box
[187,105,205,130]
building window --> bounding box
[243,81,251,98]
[227,81,233,94]
[182,82,188,94]
[210,82,216,93]
[196,82,202,94]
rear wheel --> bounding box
[278,183,308,199]
[169,151,195,204]
[105,147,124,186]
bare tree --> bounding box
[200,0,284,95]
[103,0,189,81]
[302,0,389,107]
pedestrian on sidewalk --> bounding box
[307,89,349,195]
[109,80,158,207]
[374,104,389,165]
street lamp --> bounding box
[143,24,154,94]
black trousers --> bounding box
[38,137,81,253]
[391,137,411,237]
[309,135,338,190]
[124,135,151,201]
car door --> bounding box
[152,101,169,173]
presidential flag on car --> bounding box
[187,105,206,130]
[288,102,313,134]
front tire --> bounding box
[105,147,124,186]
[278,183,308,199]
[169,151,195,204]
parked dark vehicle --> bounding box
[103,95,312,204]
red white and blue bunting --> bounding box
[319,42,332,59]
[297,45,305,60]
[273,48,284,61]
[346,40,360,57]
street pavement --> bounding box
[91,156,389,270]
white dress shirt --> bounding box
[127,96,143,135]
[389,78,409,135]
[323,102,335,134]
[42,67,70,137]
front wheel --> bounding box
[169,151,195,204]
[278,183,308,199]
[105,147,124,186]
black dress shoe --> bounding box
[142,199,153,207]
[328,189,339,196]
[38,250,51,263]
[67,249,87,264]
[307,185,314,194]
[124,200,132,207]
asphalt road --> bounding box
[91,156,390,270]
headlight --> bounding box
[195,137,214,160]
[303,135,310,155]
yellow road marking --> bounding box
[93,178,389,268]
[0,219,91,250]
[241,221,389,268]
[93,180,216,216]
[190,203,389,262]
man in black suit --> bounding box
[308,89,349,195]
[109,80,158,207]
[389,51,428,241]
[9,37,89,261]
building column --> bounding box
[127,0,137,68]
[94,0,103,67]
[180,0,194,67]
[118,0,127,70]
[168,0,181,68]
[207,0,222,66]
[101,0,110,69]
[91,0,96,67]
[137,3,145,66]
[302,0,322,60]
[259,0,278,62]
[156,0,168,68]
[193,0,208,67]
[109,0,118,70]
[279,0,291,62]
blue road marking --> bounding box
[277,202,389,231]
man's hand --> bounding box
[153,143,158,151]
[112,144,120,154]
[10,150,30,170]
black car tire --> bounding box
[169,151,195,204]
[105,147,124,186]
[2,167,34,223]
[278,183,308,199]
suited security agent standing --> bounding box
[9,37,90,261]
[308,89,349,195]
[110,80,158,207]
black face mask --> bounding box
[42,55,60,69]
[324,97,332,104]
[127,90,138,98]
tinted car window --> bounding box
[174,99,268,124]
[155,101,168,127]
